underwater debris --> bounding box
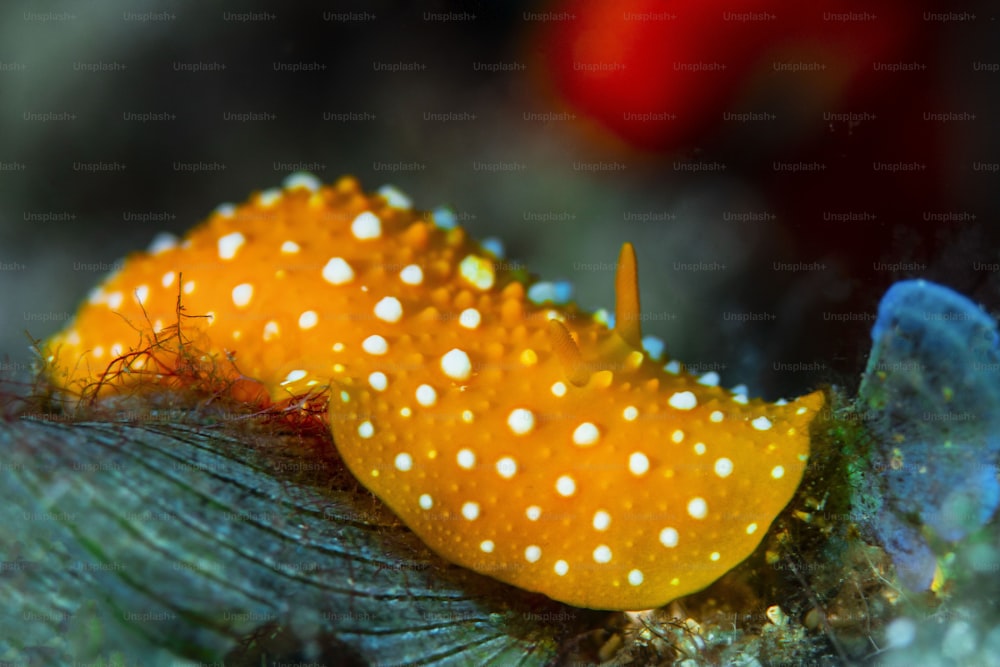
[856,279,1000,590]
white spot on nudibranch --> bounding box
[659,527,679,548]
[697,371,720,387]
[362,335,388,355]
[479,540,494,554]
[771,465,785,479]
[282,172,321,192]
[148,232,178,255]
[298,310,318,330]
[496,457,517,479]
[456,448,476,470]
[623,406,638,421]
[593,510,611,532]
[281,369,307,385]
[524,545,541,563]
[399,264,423,285]
[593,545,612,564]
[322,257,354,285]
[687,497,708,520]
[525,506,542,521]
[459,308,481,329]
[351,211,382,240]
[358,421,375,439]
[555,475,576,497]
[281,240,301,254]
[714,457,734,478]
[628,452,650,476]
[394,453,412,471]
[668,391,697,410]
[132,285,149,305]
[458,254,495,291]
[710,410,724,423]
[374,297,403,323]
[258,188,282,206]
[368,372,388,392]
[554,560,569,576]
[419,494,433,510]
[377,184,412,209]
[441,348,472,381]
[628,569,644,586]
[572,422,600,446]
[461,502,480,520]
[415,384,437,406]
[263,320,280,342]
[507,408,535,435]
[752,416,773,431]
[232,283,254,308]
[551,382,567,397]
[218,232,246,260]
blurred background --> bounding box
[1,0,998,401]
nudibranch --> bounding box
[45,174,825,610]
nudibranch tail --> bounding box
[44,174,825,611]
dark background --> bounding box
[2,0,998,402]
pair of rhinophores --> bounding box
[46,173,824,610]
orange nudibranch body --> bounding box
[46,174,824,610]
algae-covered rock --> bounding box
[856,279,1000,589]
